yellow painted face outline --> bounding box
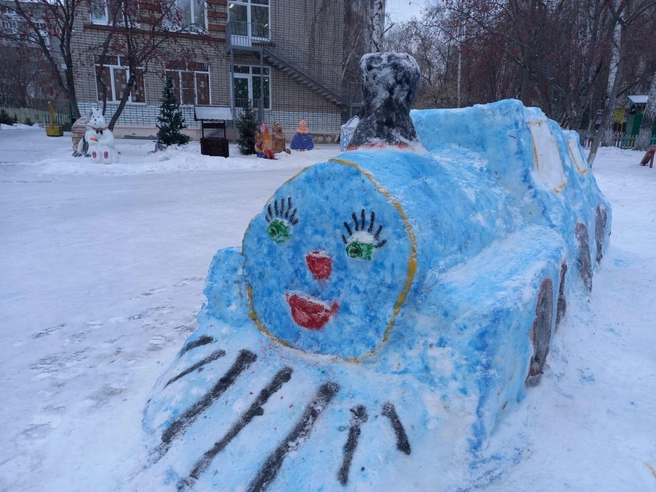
[528,120,568,193]
[243,158,418,362]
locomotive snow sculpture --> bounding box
[141,53,611,491]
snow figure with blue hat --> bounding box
[289,119,315,151]
[140,52,611,491]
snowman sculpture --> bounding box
[79,108,119,163]
[140,53,611,491]
[88,127,119,164]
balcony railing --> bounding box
[226,20,270,49]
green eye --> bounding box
[265,197,297,243]
[342,209,387,261]
[267,218,291,243]
[346,241,375,261]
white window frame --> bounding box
[95,56,145,104]
[233,65,271,110]
[165,62,211,106]
[228,0,270,41]
[90,0,109,25]
[174,0,208,32]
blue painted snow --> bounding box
[142,99,611,491]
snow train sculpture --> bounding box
[141,53,610,491]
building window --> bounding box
[228,0,270,39]
[165,61,210,106]
[2,19,19,31]
[90,0,109,24]
[176,0,206,30]
[95,56,145,103]
[233,65,270,110]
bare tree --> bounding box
[409,0,656,159]
[442,0,550,106]
[0,0,85,118]
[0,44,53,109]
[371,0,386,51]
[92,0,218,130]
[634,70,656,150]
[343,0,372,81]
[587,0,656,165]
[386,5,472,108]
[567,0,612,132]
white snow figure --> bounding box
[88,127,118,164]
[140,54,611,491]
[76,107,111,158]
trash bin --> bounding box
[201,131,229,157]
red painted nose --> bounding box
[306,250,332,281]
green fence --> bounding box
[0,107,70,128]
[611,134,656,149]
[584,134,656,149]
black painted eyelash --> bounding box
[153,347,411,490]
[266,197,298,225]
[342,209,387,248]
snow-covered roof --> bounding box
[194,105,233,121]
[628,95,648,104]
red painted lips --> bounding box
[286,293,339,330]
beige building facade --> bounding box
[71,0,372,138]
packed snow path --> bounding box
[0,128,654,491]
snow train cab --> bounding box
[141,53,610,491]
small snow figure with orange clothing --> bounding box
[255,122,275,159]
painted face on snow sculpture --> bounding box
[243,160,415,360]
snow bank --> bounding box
[1,123,41,130]
[3,134,340,175]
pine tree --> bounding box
[156,76,191,147]
[235,102,259,155]
[0,109,14,125]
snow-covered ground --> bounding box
[0,127,654,491]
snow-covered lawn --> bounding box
[0,127,654,491]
